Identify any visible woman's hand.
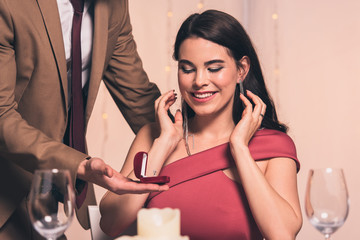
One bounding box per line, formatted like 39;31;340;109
154;90;183;145
230;90;266;147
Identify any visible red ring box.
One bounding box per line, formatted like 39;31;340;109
133;152;170;185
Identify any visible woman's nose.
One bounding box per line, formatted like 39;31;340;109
194;70;209;87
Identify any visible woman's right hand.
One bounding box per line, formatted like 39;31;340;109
230;90;266;148
154;90;183;146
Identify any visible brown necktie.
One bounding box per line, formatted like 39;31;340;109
69;0;87;209
69;0;85;154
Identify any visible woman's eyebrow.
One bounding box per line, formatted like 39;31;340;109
179;59;224;66
179;59;194;67
204;59;225;66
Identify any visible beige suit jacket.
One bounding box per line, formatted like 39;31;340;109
0;0;160;229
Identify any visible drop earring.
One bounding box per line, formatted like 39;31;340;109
238;80;246;109
238;80;245;95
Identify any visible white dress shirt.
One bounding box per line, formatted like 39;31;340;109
56;0;93;89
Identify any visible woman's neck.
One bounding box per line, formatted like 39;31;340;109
189;113;235;141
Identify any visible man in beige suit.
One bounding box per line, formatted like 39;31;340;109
0;0;168;239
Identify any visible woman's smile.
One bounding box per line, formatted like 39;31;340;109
191;91;217;102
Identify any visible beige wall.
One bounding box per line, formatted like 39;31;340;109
68;0;360;239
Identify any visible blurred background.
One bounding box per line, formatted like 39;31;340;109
69;0;360;239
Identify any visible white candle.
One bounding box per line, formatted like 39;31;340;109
115;208;189;240
137;208;180;238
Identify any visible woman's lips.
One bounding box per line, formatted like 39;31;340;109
191;91;217;102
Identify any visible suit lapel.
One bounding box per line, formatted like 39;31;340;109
85;0;108;125
36;0;68;108
36;0;108;127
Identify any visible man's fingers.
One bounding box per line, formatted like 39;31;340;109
126;180;169;192
123;183;169;194
105;165;114;178
112;176;169;195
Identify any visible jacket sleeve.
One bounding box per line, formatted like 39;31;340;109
102;0;161;134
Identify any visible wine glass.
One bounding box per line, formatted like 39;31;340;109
28;169;75;240
305;168;349;239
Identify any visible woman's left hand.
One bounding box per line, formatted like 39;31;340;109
230;90;266;147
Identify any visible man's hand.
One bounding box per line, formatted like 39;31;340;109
76;157;169;194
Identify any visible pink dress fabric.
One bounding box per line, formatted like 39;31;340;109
146;129;299;240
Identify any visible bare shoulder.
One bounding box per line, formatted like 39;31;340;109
265;157;298;176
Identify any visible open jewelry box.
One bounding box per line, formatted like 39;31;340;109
133;152;170;184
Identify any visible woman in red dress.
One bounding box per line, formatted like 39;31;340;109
100;10;302;240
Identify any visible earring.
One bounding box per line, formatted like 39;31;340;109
238;81;246;109
182;100;191;156
238;81;245;95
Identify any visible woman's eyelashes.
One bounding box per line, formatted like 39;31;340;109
180;66;195;74
208;66;223;73
180;65;223;74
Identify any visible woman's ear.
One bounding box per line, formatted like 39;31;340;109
237;56;250;83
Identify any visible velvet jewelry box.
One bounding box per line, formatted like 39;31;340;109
133;152;170;184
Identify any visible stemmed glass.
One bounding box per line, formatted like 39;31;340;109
305;168;349;239
28;169;75;240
